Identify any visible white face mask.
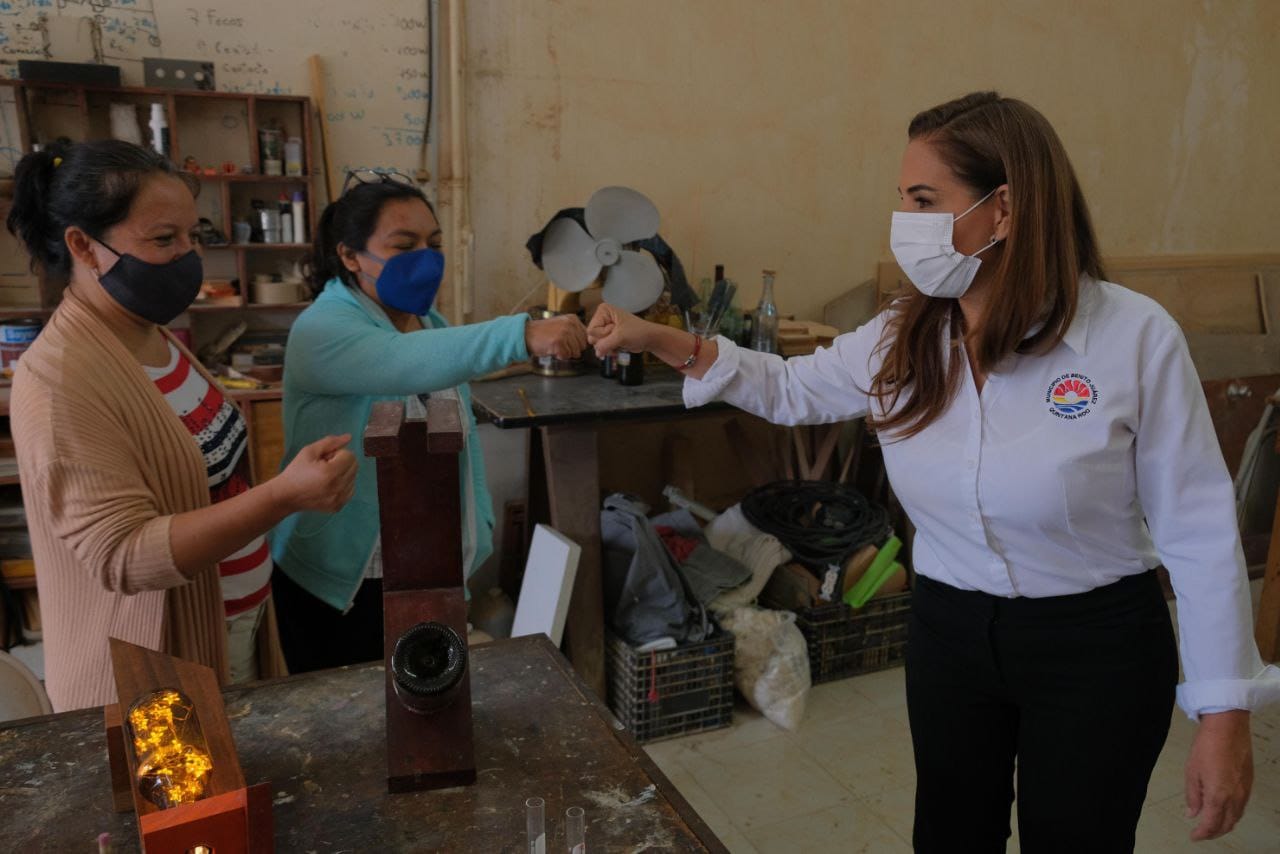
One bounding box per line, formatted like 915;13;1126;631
890;187;1002;298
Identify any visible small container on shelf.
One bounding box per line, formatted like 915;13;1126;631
284;137;303;176
0;318;43;372
258;127;283;176
251;274;304;306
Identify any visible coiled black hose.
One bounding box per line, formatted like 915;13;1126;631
741;480;890;569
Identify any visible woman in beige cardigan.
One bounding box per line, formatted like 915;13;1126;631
7;140;357;712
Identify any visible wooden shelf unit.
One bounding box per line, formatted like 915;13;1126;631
0;79;320;319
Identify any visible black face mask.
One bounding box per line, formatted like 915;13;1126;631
95;238;203;325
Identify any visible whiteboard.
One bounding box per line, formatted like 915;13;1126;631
0;0;434;185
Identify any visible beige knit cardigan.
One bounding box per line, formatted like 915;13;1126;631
12;291;287;712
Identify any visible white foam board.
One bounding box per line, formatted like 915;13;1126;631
512;524;581;646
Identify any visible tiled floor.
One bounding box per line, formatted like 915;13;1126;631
644;580;1280;853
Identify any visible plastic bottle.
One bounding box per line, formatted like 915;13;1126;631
149;103;169;158
291;191;307;244
278;194;293;244
284;136;303;176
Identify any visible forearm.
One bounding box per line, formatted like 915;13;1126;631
640;322;720;380
169;480;294;576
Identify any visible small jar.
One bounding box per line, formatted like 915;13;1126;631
617;350;644;386
599;353;618;379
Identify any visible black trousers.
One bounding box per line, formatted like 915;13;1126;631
271;569;385;674
906;570;1178;854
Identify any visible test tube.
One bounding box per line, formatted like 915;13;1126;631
565;806;586;853
526;797;546;854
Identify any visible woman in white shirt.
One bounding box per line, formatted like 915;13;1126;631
587;91;1280;852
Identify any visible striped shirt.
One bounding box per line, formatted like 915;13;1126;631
144;342;272;618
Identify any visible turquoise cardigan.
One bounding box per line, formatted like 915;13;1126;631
271;278;529;610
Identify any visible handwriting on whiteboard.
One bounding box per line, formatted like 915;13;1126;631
0;1;431;176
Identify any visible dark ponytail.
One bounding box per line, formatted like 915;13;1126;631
6;139;198;286
306;181;434;298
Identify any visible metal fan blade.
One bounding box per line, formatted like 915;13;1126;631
602;250;664;314
584;186;660;245
541;217;603;292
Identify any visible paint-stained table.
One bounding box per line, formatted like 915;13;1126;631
0;635;726;853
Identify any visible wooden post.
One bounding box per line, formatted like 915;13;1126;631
364;395;477;792
539;424;606;698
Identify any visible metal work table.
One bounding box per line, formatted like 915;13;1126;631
0;636;725;853
471;368;730;698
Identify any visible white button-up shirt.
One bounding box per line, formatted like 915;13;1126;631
685;278;1280;719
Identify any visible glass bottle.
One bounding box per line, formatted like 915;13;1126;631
390;621;468;714
751;269;779;354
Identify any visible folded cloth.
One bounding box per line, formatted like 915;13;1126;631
704;504;792;614
653;511;753;608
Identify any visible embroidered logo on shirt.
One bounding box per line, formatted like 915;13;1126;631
1046;373;1098;420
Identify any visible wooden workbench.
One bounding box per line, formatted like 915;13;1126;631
471;367;732;700
0;635;726;853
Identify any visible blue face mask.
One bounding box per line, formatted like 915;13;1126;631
359;247;445;316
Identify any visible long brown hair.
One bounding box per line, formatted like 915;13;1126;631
869;92;1105;439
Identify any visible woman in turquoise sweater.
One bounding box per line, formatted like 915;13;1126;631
272;173;586;672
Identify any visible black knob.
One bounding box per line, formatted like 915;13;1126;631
391;621;467;714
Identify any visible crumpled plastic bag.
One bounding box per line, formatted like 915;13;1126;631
719;606;811;731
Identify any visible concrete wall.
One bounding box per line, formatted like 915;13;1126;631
465;0;1280;323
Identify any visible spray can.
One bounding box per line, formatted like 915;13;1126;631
278;194;293;244
291;191;307;244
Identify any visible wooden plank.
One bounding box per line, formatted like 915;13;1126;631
540;424;605;698
362;400;406;458
246;95;260;174
374;425;461;592
1124;270;1265;334
1106;253;1280;272
0;80;307;104
13;84;32;153
723;417;776;489
248;400;284;486
139;788;251;853
102;704;134;813
810;422;842;480
306;55;337;204
425;394;464;453
382;589;476;791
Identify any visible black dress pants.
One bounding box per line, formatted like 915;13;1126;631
906;570;1178;854
271;568;385;673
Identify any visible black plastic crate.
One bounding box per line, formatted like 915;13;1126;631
605;631;734;744
790;592;911;684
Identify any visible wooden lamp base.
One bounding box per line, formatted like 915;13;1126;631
104;638;274;853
